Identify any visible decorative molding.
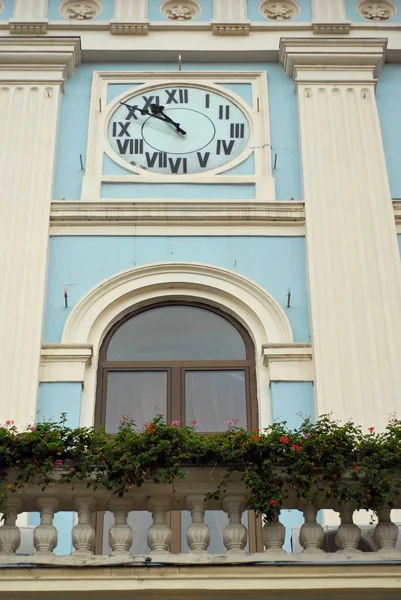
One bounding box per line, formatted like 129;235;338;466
263;344;314;381
160;1;201;21
60;0;102;21
312;23;351;34
212;24;250;35
0;38;81;429
394;200;401;232
212;0;250;34
280;38;387;83
9;0;48;33
259;1;301;20
40;345;93;383
280;38;401;430
356;1;397;21
110;0;149;34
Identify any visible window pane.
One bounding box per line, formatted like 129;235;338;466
185;370;246;431
106;371;167;432
107;306;246;361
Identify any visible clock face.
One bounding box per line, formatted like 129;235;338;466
107;86;251;175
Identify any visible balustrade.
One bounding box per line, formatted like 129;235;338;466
0;467;400;564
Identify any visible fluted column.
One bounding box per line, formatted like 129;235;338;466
212;0;250;35
311;0;350;34
0;39;81;427
111;0;149;34
280;38;401;430
10;0;48;33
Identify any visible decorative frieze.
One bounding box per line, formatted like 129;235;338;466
160;0;201;20
356;1;397;20
60;0;102;20
9;0;48;33
111;0;149;34
259;0;300;20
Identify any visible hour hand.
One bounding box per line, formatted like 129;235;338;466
150;104;187;136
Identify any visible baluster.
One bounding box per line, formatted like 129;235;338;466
373;508;399;553
186;495;210;553
147;496;172;553
222;496;247;553
262;514;286;553
72;498;96;555
109;499;133;557
34;498;60;554
299;505;324;553
0;498;22;554
335;505;361;552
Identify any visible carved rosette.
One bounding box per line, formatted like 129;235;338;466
356;0;396;20
60;0;102;20
160;0;201;21
258;0;300;20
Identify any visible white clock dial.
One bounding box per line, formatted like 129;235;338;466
107;86;251;175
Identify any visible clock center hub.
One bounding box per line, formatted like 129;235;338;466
142;108;216;155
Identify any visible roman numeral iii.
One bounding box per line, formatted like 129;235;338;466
230;123;245;139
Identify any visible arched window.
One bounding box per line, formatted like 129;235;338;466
96;302;257;432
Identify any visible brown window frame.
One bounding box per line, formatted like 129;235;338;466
95;300;258;432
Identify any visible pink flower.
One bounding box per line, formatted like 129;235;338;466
224;420;234;427
120;415;128;422
171;420;180;427
291;444;301;452
368;426;375;434
27;425;37;431
191;419;198;426
304;433;311;439
54;460;63;468
5;420;14;426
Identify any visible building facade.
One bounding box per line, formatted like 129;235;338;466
1;0;401;598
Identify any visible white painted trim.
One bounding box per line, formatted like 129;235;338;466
81;71;275;202
263;343;314;381
39;344;93;383
60;262;295;429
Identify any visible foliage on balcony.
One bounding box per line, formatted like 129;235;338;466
1;414;401;521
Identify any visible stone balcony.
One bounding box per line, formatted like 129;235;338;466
0;467;400;566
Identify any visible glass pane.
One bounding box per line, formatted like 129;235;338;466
185;370;247;431
107;306;246;361
106;371;167;432
103;510;152;554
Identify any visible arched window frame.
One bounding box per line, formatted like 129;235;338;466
95;300;258;432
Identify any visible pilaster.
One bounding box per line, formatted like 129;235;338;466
0;38;81;428
10;0;48;34
280;38;401;429
212;0;250;35
111;0;149;34
311;0;350;34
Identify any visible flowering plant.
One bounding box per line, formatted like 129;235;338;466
1;414;401;522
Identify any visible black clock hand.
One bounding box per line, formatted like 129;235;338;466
149;104;187;136
119;102;187;136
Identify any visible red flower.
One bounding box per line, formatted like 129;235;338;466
279;436;289;444
241;498;247;504
291;444;301;452
268;499;279;507
354;465;359;471
368;426;375;434
191;419;198;426
249;435;259;441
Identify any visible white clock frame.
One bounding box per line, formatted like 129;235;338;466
82;71;275;202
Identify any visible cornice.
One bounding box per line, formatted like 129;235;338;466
0;37;81;82
41;344;93;366
279;37;387;82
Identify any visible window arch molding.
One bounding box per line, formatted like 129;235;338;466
61;262;294;427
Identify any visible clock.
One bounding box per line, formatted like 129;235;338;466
107;85;251;175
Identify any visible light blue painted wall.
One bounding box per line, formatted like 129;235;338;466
248;0;312;21
148;0;213;20
270;381;315;551
31;383;82;555
48;0;114;20
377;65;401;198
345;0;401;21
53;63;302;202
100;183;256;199
0;0;14;19
44;236;310;343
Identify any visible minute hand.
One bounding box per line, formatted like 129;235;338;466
150;104;187;136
